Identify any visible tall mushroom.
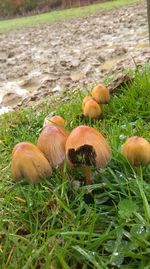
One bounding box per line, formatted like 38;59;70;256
82;96;93;110
37;125;68;167
92;84;110;104
121;136;150;166
65;125;111;185
83;99;102;119
11;142;52;183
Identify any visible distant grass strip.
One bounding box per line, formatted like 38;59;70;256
0;0;140;33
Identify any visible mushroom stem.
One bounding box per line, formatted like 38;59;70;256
135;166;142;178
85;166;92;185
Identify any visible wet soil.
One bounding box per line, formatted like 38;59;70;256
0;1;149;114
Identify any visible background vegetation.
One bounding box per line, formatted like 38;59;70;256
0;0;138;32
0;0;60;17
0;0;139;17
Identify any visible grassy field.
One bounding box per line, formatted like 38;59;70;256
0;65;150;268
0;0;140;33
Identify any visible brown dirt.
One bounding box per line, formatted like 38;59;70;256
0;1;149;114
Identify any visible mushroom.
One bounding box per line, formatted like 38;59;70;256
43;115;65;128
11;142;52;183
83;99;102;119
82;96;93;110
37;125;68;167
92;84;110;104
121;136;150;166
65;125;111;185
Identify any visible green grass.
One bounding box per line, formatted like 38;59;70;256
0;65;150;268
0;0;140;33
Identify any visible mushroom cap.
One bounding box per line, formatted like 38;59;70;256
82;96;93;110
12;142;52;183
83;99;102;119
65;125;111;168
122;136;150;166
43;115;65;128
92;84;110;104
37;125;68;167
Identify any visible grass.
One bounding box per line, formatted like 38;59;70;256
0;0;140;33
0;65;150;268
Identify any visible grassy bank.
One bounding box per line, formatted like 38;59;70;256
0;0;140;33
0;65;150;268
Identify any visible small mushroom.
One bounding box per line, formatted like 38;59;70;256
83;99;102;119
43;115;65;128
121;136;150;166
92;84;110;104
82;96;93;110
65;125;111;185
11;142;52;183
37;125;68;167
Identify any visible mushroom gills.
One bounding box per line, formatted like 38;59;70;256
68;144;97;166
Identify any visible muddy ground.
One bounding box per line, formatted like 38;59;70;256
0;1;149;114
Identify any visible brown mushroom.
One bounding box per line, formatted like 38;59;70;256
121;136;150;166
65;125;111;185
83;99;102;119
43;115;65;128
11;142;52;183
82;96;93;110
92;84;110;104
37;125;68;167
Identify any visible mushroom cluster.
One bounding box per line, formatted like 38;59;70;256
82;83;110;119
11;115;68;183
11;88;150;186
11;113;112;185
